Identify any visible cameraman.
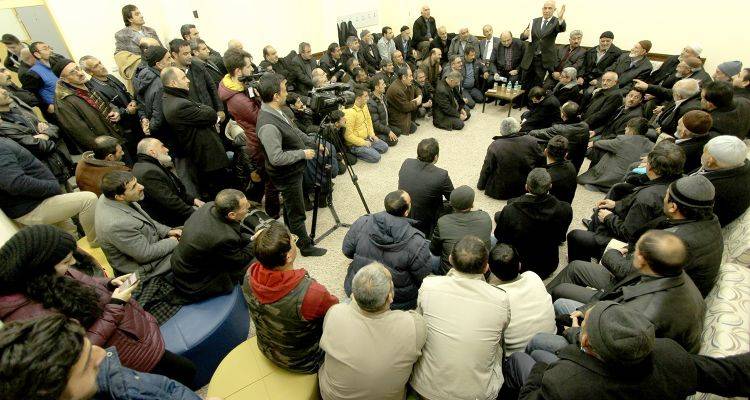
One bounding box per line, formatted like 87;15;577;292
257;73;327;257
218;48;277;217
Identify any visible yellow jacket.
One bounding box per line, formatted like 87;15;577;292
343;103;375;147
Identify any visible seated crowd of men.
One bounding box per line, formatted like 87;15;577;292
2;1;750;399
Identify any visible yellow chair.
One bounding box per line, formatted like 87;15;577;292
208;337;320;400
77;238;114;278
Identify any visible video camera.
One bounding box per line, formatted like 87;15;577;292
238;72;266;90
308;83;355;116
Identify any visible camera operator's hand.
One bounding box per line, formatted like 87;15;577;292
250;171;262;183
304;149;316;159
423;100;432;108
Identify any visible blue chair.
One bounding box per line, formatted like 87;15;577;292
160;285;249;387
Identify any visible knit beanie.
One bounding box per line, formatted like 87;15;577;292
681;110;712;135
0;225;77;285
450;185;475;210
51;58;74;77
143;46;168;67
705;135;748;167
685;43;703;56
600;31;614;39
669;175;715;209
587;301;655;365
718;61;742;78
638;40;652;53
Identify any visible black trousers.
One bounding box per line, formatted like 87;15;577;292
546;260;615;301
276;173;312;246
524;54;549;92
566;229;607;263
150;350;198;389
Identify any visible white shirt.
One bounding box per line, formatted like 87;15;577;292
495;271;557;354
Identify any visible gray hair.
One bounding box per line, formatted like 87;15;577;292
136;137;160;155
160;66;180;86
346;36;359;46
526;168;552;195
673;78;700;100
561;66;577;80
499;117;521;136
569;30;582;38
446;71;462;82
351;262;392;312
78;55;96;71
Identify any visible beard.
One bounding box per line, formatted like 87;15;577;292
157;153;173;168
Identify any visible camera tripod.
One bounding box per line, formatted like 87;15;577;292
309;115;370;244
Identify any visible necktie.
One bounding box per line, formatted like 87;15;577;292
541;19;548;32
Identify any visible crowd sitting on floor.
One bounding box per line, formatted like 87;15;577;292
2;0;750;399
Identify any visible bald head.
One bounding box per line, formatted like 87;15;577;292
601;71;619;89
228;39;243;50
420;4;430;18
635;230;687;276
500;31;513;47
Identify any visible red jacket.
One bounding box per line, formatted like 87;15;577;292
248;262;338;321
0;268;164;372
218;79;263;167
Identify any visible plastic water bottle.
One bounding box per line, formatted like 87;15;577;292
500;84;507;93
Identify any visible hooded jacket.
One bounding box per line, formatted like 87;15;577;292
494;194;573;279
342;211;433;310
132;66;168;139
218;76;263;167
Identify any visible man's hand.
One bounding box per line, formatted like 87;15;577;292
653;106;664;116
304;149;315;159
483;71;490;80
37;122;49;133
460;109;467;121
168;229;182;239
509;69;518;76
217;111;226;122
596;199;616;209
47;104;55;114
633;79;648;92
643;94;655;101
193;198;205;207
589;130;597;138
250;171;262;183
413;94;423;104
597;208;613;222
577;77;584;85
423;99;432;108
33;133;50;141
112;281;138;302
388;131;398;142
141;118;150;134
412;49;419;60
570;310;583;328
126;100;138;115
552;71;561;80
319;144;329;155
107;111;120;123
618;246;629;256
557;4;566;20
589;79;598;86
110;273;133;287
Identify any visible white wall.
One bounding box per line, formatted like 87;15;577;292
45;0;745;75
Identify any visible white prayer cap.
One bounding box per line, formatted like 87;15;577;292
686;43;703;56
705;135;747;167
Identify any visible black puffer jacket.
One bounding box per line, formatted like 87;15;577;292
342;211;432;310
132;66;168;140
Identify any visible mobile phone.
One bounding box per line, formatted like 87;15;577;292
120;273;139;290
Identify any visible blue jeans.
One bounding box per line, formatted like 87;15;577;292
350;139;388;163
553;298;585;316
525;332;570;363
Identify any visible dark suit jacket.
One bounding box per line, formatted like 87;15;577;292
171;203;252;303
412;16;437;46
398;158;454;237
358;43;380;74
521;95;562;131
432;79;462;130
702;160;750;227
597;104;643;139
520;16;566;70
580;45;623;83
607;54;654;91
547;160;578;204
582;86;624;130
708;98;750;140
651;92;702;135
555;44;586;71
479;37;500;63
187;59;223;112
478;133;544;200
394;35;415;62
132;153;195;227
648;55;679;85
491;38;525;75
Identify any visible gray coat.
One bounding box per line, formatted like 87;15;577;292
95;195;176;280
448;36;480;60
577;135;654;191
113;26;162;54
